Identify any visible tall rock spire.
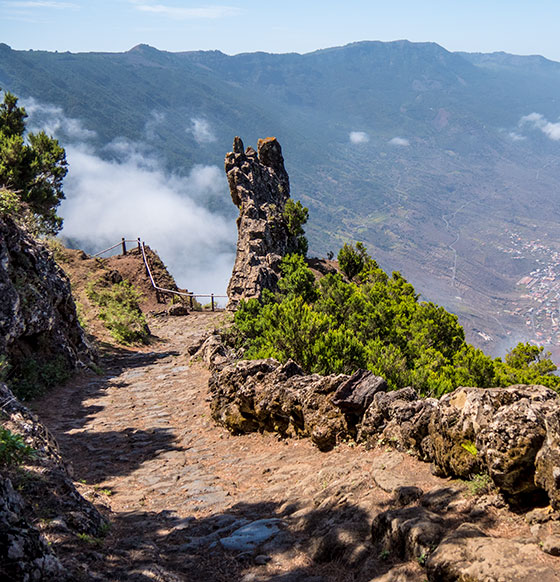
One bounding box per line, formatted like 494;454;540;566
225;137;297;310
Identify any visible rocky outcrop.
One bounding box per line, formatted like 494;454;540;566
0;215;92;398
209;353;560;508
0;382;107;580
225;137;301;309
535;408;560;509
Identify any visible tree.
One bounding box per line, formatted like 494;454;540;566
504;342;557;376
283;198;309;256
0;90;67;234
337;242;370;280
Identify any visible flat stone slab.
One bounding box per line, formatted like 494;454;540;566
219;518;284;552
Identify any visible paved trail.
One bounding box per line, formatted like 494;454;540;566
35;313;469;581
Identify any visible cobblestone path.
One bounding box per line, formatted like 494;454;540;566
34;313;495;582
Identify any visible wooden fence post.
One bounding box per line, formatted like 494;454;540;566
189;295;194;309
211;294;215;311
121;237;127;255
137;238;141;252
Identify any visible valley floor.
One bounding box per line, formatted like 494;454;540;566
33;313;560;581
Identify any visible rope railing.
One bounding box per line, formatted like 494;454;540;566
93;237;227;311
92;237;139;257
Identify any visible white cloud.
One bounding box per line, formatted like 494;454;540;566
389;137;410;146
188;117;217;144
349;131;369;144
508;131;526;142
519;112;560;141
25;99;236;299
132;2;240;19
22;98;97;140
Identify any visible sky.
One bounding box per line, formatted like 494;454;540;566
2;0;560;61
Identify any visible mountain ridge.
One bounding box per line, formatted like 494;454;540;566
2;39;560;357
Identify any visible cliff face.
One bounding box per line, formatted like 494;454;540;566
0;215;92;398
225;137;299;309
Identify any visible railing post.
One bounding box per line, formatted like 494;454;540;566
121;237;127;255
189;295;194;309
137;237;141;252
211;294;215;311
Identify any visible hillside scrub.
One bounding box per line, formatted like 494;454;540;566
86;278;150;345
230;244;560;396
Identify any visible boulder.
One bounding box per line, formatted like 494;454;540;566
193;334;236;371
371;506;445;561
358;387;437;458
429;385;557;481
479;396;552;499
331;369;387;417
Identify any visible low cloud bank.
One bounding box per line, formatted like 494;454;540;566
25;100;236;299
519;112;560;141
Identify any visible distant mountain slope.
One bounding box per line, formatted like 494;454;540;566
2;40;560;357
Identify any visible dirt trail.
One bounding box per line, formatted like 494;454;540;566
34;313;539;582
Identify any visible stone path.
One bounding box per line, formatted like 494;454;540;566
34;313;556;582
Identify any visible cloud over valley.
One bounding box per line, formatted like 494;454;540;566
519;112;560;141
25;100;236;298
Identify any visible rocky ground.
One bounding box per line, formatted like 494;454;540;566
30;312;560;581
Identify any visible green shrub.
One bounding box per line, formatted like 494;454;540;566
283;198;309;256
231;245;560;396
0;427;34;466
87;278;149;345
337;242;370;280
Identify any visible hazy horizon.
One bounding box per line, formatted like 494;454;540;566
2;1;560;62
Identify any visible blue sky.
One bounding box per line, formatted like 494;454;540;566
1;0;560;60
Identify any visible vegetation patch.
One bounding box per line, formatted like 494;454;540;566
0;426;35;466
86;277;150;345
230;243;560;397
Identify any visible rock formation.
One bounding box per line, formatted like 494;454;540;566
0;215;93;398
225;136;300;309
209;354;560;509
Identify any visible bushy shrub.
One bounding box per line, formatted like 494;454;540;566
0;188;21;216
232;246;560;396
0;91;67;235
87;279;149;345
0;427;35;466
8;355;71;401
